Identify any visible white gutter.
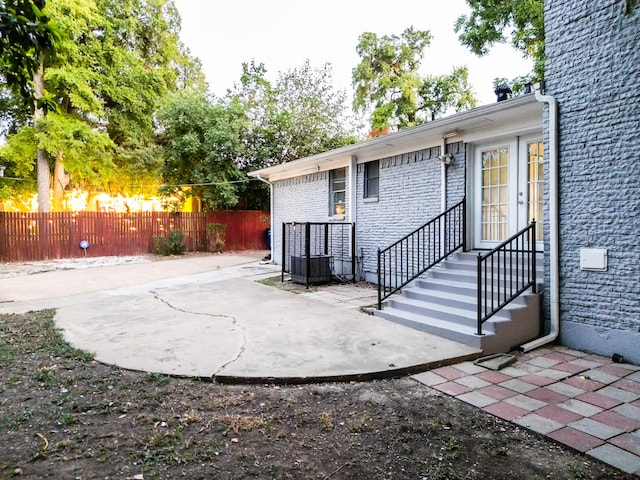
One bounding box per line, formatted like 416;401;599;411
256;174;274;258
521;84;560;352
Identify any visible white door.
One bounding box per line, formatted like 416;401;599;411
473;136;544;249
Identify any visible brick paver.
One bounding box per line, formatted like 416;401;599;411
587;444;640;475
482;401;529;421
548;427;605;452
569;418;624;440
576;391;624;410
609;431;640;456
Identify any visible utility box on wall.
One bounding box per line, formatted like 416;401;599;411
580;248;608;272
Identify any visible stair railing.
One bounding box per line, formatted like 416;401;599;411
477;221;537;336
377;199;466;309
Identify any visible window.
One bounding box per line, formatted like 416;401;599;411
329;168;346;215
364;160;379;199
480;147;509;241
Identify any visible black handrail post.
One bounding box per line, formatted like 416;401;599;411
281;222;286;283
462;197;467;252
305;222;311;288
477;252;483;336
324;223;329;256
531;220;537;294
377;248;382;310
351;223;356;281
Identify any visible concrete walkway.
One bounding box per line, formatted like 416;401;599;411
0;253;480;381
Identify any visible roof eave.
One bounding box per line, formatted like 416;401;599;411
248;94;540;180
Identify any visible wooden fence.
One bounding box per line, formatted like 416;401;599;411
0;211;270;262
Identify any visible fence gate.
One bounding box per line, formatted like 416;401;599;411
281;222;356;287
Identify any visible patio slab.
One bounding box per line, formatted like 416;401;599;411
0;254;481;381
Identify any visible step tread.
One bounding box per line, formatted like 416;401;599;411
378;307;495;336
390;294;523;320
404;287;532;307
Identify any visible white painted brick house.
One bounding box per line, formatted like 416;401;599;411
250;0;639;363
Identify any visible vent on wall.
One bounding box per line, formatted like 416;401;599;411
580;248;608;272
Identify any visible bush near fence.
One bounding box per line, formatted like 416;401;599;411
0;211;270;262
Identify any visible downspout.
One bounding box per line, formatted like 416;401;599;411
349;155;357;224
521;84;560;352
349;155;358;280
256;174;274;262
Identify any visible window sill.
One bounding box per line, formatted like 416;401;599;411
364;196;379;203
328;215;346;221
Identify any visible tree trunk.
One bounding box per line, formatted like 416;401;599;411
52;150;69;211
33;58;51;213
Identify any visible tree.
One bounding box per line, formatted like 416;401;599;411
157;91;244;211
1;0;203;211
352;27;476;132
227;61;357;209
454;0;544;81
0;0;59;108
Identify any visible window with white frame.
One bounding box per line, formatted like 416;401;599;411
364;160;379;198
329;168;346;215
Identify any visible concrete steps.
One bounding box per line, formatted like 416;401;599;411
374;250;543;355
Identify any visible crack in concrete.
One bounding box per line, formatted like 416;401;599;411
150;290;247;379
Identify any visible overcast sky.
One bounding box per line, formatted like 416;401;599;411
173;0;533;106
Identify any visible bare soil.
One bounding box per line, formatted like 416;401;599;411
0;310;635;480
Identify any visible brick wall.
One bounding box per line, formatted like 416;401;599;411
355;146;466;280
445;141;466;208
545;0;640;363
272;171;332;264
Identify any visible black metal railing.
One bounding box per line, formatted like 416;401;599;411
377;199;466;309
282;222;356;287
477;221;537;335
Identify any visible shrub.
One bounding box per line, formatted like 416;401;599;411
152;229;187;256
206;223;226;253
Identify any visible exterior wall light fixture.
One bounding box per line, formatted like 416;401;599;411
438;153;454;165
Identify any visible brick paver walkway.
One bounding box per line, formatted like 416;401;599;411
414;346;640;476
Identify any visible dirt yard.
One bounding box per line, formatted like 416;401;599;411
0;310;634;480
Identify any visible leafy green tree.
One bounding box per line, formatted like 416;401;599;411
352;27;476;132
157;91;244;210
454;0;544;81
0;0;59;108
227;61;357;209
1;0;203;211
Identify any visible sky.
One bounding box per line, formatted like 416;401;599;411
172;0;533;107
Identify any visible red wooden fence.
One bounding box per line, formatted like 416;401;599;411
0;211;270;262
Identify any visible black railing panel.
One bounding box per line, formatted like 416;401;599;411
377;199;466;309
282;222;355;287
476;221;537;335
